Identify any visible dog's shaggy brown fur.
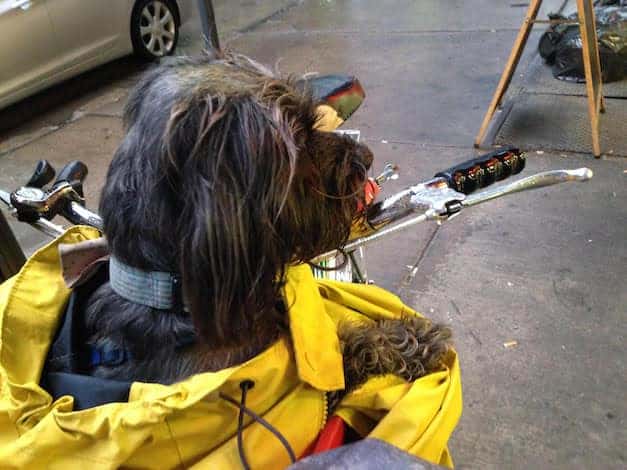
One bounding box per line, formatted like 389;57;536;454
330;316;452;410
80;51;452;396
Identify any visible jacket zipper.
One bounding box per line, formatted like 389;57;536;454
321;392;329;430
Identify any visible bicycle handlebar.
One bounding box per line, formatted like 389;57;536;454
312;166;593;263
1;154;593;263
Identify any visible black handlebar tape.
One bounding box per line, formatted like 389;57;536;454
26;160;56;189
53;161;88;197
434;147;525;195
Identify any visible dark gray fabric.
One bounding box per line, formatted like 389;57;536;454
41;266;132;410
288;439;445;470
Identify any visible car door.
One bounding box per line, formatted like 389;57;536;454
44;0;127;69
0;0;58;107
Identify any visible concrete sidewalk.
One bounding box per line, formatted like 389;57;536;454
0;1;625;468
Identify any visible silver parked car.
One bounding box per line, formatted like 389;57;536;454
0;0;194;109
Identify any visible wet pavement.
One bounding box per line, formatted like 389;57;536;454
0;1;625;468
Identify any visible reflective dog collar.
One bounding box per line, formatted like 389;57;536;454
109;256;185;310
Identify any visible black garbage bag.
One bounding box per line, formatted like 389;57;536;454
538;0;627;83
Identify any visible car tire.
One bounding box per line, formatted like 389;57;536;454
131;0;180;60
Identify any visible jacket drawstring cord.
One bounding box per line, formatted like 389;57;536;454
219;380;297;469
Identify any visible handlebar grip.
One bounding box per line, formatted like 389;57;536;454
53;161;88;197
26;160;56;189
434;147;526;195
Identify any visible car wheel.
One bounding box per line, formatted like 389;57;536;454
131;0;179;60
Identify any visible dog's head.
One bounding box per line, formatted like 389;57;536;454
101;53;373;345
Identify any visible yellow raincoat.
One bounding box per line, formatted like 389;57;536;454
0;226;461;469
0;102;461;468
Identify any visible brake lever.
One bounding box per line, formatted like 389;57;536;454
462;168;593;207
365;178;465;231
313;167;594;263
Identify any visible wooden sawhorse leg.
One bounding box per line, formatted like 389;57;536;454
474;0;543;148
475;0;605;157
577;0;605;158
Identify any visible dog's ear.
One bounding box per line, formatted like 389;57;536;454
165;92;305;345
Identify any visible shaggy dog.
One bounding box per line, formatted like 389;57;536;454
83;52;452;404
